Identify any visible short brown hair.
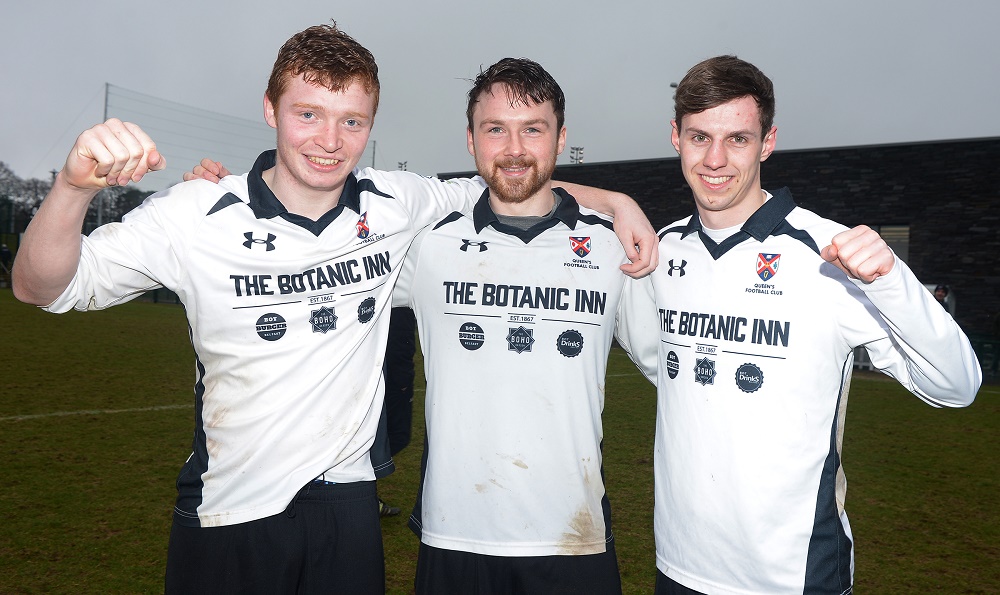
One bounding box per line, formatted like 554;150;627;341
265;21;380;114
674;55;774;138
466;58;565;132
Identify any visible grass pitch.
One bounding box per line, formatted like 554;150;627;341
0;289;996;594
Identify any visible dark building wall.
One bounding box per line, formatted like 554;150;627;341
442;137;1000;334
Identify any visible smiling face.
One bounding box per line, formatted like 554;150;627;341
263;74;375;217
671;95;777;229
467;83;566;215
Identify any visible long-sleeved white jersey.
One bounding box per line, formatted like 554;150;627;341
617;188;981;594
46;150;486;527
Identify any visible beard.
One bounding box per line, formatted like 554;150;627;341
478;156;555;204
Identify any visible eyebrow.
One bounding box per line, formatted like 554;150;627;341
289;103;370;121
480;118;550;128
685;126;757;138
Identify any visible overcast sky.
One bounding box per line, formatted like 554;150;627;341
2;0;998;191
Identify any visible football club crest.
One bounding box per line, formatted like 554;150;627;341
756;253;780;281
570;236;592;258
356;212;370;239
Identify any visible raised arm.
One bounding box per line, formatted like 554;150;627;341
12;119;164;305
820;225;895;283
554;182;658;278
824;225;981;405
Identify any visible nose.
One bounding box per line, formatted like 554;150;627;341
703;139;726;169
316;124;341;153
505;133;526;158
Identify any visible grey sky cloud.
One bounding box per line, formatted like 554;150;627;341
2;0;997;190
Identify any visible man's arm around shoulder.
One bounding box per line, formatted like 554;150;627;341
554;182;658;278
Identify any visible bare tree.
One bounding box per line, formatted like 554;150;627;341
0;162;152;235
0;162;51;234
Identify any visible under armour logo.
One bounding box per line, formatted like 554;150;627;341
460;240;489;252
243;232;276;251
667;259;686;277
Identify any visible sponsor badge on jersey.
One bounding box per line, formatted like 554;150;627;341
756;253;780;281
459;322;485;350
735;363;764;393
570;236;592;258
693;357;716;386
507;326;535;353
556;330;584;357
309;306;338;334
665;351;680;379
356;212;370;239
357;297;376;323
256;313;287;341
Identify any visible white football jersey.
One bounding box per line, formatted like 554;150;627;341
47;150;486;527
395;189;630;556
617;188;981;594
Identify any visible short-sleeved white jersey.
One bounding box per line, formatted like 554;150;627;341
617;188;981;594
394;189;629;557
46;150;486;527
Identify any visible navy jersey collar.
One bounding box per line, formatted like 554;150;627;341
472;186;581;234
681;187;796;241
246;150;363;234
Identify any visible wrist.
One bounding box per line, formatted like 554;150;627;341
606;192;634;216
53;171;101;202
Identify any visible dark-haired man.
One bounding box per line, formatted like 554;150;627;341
934;284;950;310
393;57;632;595
618;55;982;594
13;23;655;595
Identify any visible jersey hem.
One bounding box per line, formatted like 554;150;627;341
422;533;611;557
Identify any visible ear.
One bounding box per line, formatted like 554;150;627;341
759;126;777;162
467;127;475;157
670;119;681;153
263;93;277;129
556;126;567;155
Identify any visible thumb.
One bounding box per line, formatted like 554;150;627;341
622;238;640;263
820;243;838;263
820;243;853;278
148;149;166;172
